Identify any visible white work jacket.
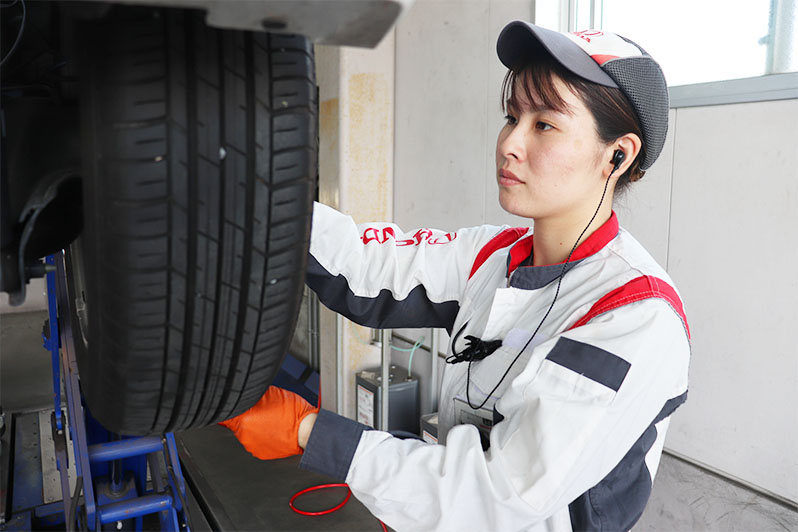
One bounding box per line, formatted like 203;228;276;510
299;202;690;532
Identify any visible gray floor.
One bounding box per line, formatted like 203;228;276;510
1;311;54;414
635;453;798;531
2;310;797;530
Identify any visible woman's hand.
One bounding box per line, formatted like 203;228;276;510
219;386;319;459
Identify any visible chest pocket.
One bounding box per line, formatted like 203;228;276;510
466;343;535;402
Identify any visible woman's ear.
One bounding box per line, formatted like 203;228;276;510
608;133;642;177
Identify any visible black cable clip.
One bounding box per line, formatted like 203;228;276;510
446;335;502;364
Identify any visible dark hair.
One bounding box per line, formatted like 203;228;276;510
500;54;646;194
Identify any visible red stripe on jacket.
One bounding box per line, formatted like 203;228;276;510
468;228;528;279
569;275;690;339
468;213;620;280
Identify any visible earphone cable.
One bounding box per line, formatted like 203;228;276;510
466;167;618;410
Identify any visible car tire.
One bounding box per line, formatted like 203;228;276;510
75;6;316;435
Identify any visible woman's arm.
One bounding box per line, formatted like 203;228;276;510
307;202;506;331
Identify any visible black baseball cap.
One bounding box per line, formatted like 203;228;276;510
497;22;669;170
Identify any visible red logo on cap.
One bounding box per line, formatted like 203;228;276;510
572;30;604;43
590;54;619;65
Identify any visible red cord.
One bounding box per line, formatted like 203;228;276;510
289;483;389;531
289;483;351;516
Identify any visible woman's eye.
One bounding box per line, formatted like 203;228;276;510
504;115;517;126
536;121;553;131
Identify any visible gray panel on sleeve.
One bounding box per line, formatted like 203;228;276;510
306;254;460;332
299;409;371;481
546;337;631;392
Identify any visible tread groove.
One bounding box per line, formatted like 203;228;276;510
230;32;272;416
166;10;200;432
191;25;226;427
213;31;257;421
150;9;173;433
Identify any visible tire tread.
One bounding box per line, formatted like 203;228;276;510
77;6;315;435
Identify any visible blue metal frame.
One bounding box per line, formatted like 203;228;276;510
32;252;192;531
52;251;98;529
88;438;165;462
43;255;62;431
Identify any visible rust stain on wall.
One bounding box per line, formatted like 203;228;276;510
320;98;340;150
346;321;379;369
346;72;392;224
319;98;340;207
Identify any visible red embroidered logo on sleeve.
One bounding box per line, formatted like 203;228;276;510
361;227;396;245
361;227;457;246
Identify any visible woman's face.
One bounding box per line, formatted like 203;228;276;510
495;75;610;221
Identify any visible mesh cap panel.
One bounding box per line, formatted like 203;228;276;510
602;57;669;170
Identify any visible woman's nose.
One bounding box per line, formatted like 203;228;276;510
500;124;526;162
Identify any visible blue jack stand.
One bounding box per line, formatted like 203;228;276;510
26;251;192;531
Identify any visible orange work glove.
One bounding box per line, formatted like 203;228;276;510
219;386;319;460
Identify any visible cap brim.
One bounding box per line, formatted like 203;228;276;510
497;21;618;88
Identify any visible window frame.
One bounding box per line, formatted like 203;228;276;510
669;72;798;108
547;0;798;109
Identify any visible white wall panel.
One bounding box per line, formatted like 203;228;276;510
665;99;798;503
613;109;676;267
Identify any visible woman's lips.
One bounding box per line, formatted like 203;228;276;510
499;168;524;186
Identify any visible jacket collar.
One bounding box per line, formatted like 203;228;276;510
507;212;620;290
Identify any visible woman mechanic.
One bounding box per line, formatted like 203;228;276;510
221;21;691;532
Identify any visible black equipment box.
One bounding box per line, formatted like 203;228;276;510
356;365;419;434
